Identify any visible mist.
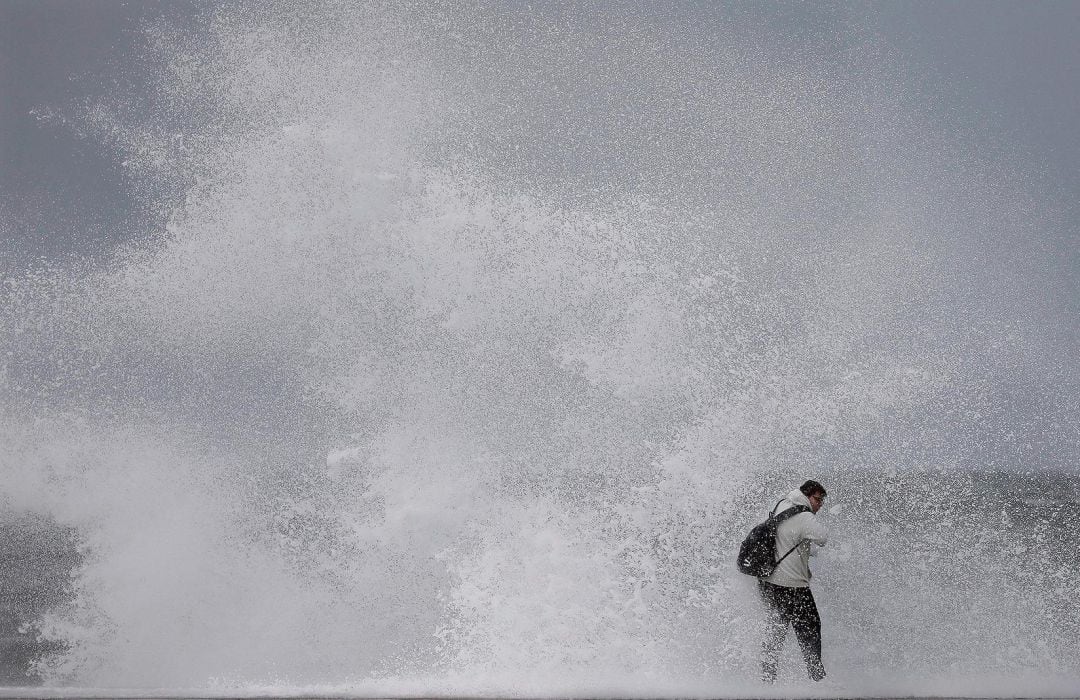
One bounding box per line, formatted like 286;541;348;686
0;2;1077;695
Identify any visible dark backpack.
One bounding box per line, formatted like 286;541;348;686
736;499;810;578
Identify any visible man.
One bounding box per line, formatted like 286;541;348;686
758;479;829;683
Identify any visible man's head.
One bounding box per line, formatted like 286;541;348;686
800;479;827;513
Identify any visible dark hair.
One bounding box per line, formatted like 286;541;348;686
800;480;827;498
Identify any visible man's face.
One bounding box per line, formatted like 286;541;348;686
808;492;825;513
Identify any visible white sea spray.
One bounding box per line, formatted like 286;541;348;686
0;2;1076;694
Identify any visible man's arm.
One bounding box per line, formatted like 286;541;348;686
799;513;828;547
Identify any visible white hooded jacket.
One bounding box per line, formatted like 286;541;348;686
764;488;829;588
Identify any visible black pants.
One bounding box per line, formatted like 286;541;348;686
757;580;825;682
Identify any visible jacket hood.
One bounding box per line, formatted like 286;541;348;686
785;488;812;509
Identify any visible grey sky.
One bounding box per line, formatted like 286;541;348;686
873;2;1080;194
2;1;1078;268
0;0;208;266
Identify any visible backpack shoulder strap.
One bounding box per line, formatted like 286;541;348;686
771;503;809;523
